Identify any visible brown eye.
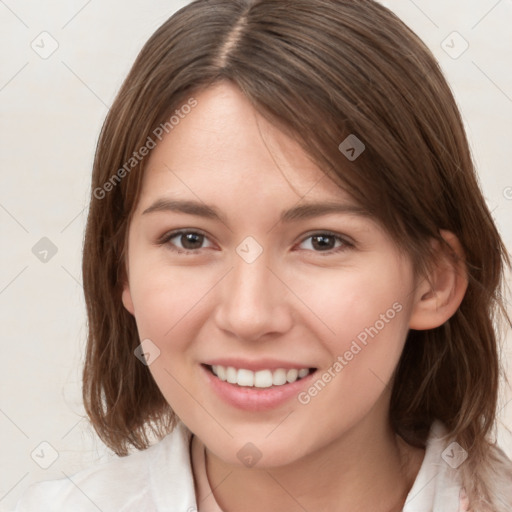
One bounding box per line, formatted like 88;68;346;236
311;235;336;251
298;232;352;254
177;232;204;250
160;230;213;253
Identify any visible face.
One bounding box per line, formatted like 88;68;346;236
122;81;420;468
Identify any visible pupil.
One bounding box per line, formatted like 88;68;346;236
312;235;333;251
182;233;202;249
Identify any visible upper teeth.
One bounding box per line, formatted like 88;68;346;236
211;365;310;388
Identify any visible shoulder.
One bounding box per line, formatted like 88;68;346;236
404;420;467;511
404;420;512;512
12;422;196;512
474;442;512;512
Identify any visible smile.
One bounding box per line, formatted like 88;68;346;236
201;361;318;411
209;364;313;388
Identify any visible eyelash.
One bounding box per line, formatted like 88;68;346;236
156;229;353;256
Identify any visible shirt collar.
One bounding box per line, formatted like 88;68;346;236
149;420;463;512
403;420;464;511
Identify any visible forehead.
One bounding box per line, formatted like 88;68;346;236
136;81;358;212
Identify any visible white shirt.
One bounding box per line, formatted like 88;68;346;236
12;420;469;511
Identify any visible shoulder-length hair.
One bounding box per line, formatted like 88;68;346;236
82;0;511;508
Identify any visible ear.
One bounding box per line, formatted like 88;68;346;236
120;250;135;315
409;230;468;330
122;283;135;315
121;281;135;315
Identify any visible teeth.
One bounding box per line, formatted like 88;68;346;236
237;369;254;386
216;365;226;381
226;366;238;384
298;368;309;378
286;369;298;383
254;370;273;388
272;369;287;386
210;365;311;388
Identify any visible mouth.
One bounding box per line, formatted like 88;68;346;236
204;364;317;388
200;358;319;410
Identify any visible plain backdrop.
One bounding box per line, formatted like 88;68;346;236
1;0;511;510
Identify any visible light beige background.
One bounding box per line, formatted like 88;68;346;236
0;1;511;510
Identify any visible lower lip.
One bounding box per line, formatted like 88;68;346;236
201;365;317;411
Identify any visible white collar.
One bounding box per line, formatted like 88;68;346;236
147;420;464;511
148;421;196;511
403;420;464;511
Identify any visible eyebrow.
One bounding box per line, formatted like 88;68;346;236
141;198;370;224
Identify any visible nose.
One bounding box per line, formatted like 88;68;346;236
213;249;293;342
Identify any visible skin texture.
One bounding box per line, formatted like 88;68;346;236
122;81;467;511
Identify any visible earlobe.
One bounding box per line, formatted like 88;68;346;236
122;284;135;315
120;255;135;315
409;230;468;330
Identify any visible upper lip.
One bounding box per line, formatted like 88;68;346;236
203;358;316;372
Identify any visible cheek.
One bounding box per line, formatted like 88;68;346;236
287;260;411;349
129;263;212;341
127;264;215;423
292;263;413;424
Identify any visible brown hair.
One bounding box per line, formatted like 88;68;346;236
82;0;511;507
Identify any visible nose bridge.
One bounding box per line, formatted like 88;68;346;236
232;251;270;304
213;243;291;340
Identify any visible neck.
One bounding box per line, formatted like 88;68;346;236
204;409;425;512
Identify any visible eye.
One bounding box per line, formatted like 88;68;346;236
158;229;214;253
297;232;352;254
157;229;352;255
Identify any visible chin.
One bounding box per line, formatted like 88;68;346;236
199;425;318;470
